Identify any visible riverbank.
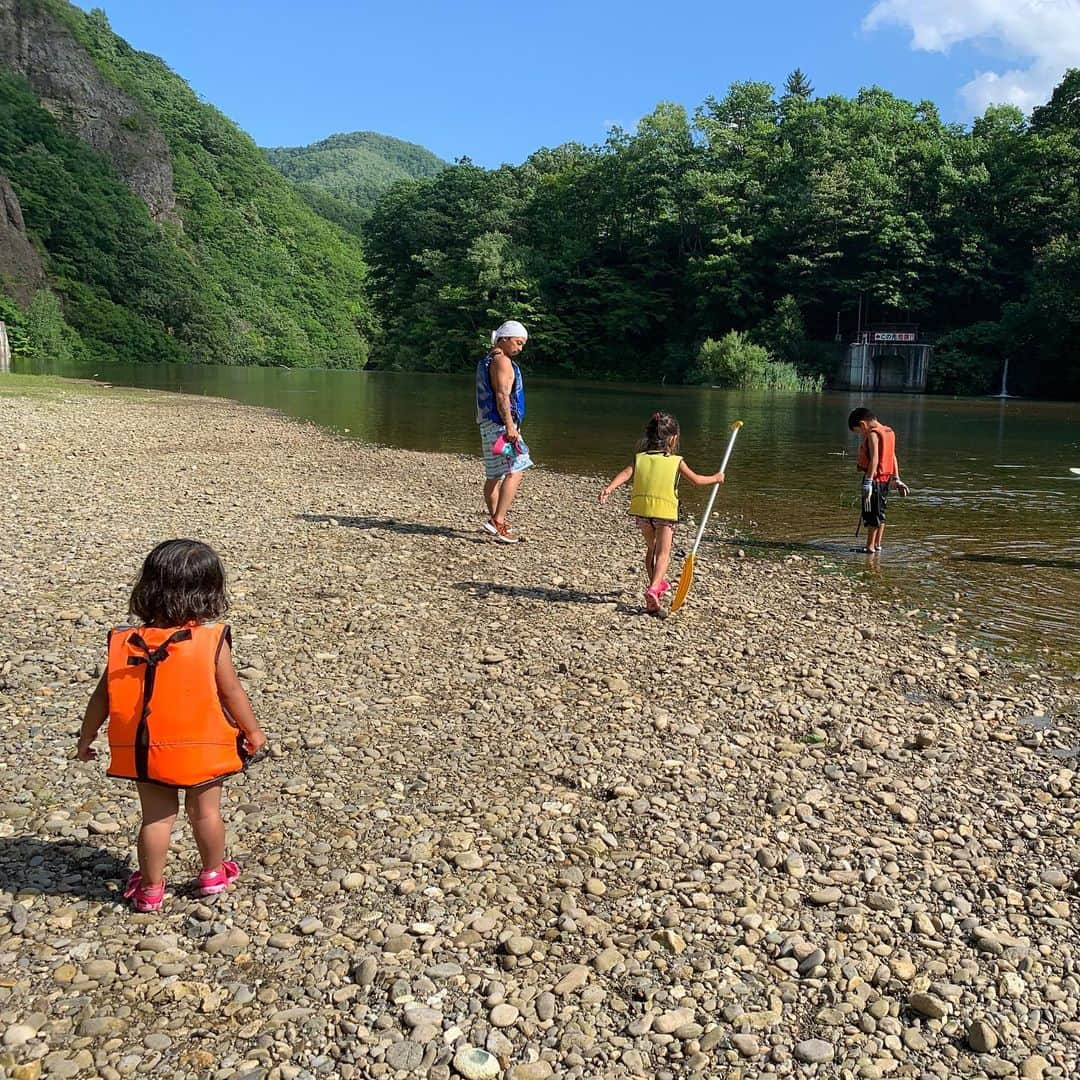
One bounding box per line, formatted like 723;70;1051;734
0;378;1076;1080
16;358;1080;667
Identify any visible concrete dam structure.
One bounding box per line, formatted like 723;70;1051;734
835;324;932;393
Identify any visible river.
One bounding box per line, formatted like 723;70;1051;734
15;359;1080;668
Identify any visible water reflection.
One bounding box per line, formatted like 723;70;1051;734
951;553;1080;572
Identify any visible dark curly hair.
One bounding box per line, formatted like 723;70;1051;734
848;406;877;430
638;411;680;453
129;539;228;627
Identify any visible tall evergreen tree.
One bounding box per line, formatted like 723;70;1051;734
784;68;814;100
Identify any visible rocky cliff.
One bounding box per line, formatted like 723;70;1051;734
0;0;372;367
0;0;176;221
0;172;44;305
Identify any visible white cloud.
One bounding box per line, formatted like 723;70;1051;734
863;0;1080;114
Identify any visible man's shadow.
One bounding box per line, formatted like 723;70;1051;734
300;513;485;542
0;836;129;900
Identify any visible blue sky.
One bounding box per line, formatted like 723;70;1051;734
72;0;1077;167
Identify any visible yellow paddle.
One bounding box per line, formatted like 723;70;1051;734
670;419;743;612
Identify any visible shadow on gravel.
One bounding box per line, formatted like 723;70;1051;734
950;552;1080;571
0;836;128;900
454;581;625;606
301;513;484;542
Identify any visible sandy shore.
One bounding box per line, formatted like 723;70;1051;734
0;377;1076;1080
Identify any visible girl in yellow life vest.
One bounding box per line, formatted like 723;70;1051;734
600;412;725;613
76;540;267;912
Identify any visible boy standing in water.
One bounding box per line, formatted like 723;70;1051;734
848;407;909;554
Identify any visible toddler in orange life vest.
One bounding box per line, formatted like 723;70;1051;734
848;406;910;554
77;539;267;912
600;412;725;613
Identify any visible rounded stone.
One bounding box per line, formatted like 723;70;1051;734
490;1003;519;1028
731;1034;760;1057
794;1039;834;1064
386;1040;424;1072
453;1046;501;1080
504;935;534;956
3;1024;36;1048
968;1019;999;1053
510;1063;554;1080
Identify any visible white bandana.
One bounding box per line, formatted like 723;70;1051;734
491;320;528;344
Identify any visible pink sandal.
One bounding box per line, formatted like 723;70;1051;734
196;859;241;896
645;587;662;613
123;871;165;913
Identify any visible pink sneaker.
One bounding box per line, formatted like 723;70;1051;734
645;587;661;613
123;871;165;913
196;860;240;896
656;580;672;597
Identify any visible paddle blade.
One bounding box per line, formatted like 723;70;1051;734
670;552;696;612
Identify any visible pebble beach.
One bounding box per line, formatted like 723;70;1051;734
0;378;1077;1080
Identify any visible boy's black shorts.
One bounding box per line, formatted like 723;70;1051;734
861;481;889;527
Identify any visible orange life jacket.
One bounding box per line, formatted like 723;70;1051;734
857;425;897;482
106;623;244;788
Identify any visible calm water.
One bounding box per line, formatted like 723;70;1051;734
17;359;1080;667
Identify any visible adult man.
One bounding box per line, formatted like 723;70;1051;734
848;406;909;554
476;320;533;543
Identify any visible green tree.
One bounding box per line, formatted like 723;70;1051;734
23;289;82;363
783;69;814;100
753;295;806;362
362;67;1079;395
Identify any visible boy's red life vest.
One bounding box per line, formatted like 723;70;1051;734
857;425;897;482
106;624;244;788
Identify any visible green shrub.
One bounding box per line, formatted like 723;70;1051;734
688;331;823;391
23;289;83;363
0;292;28;355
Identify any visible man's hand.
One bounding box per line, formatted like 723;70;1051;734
895;479;910;497
76;737;97;761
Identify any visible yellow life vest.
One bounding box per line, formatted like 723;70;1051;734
628;452;681;520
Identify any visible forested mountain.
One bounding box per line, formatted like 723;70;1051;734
0;0;371;367
264;132;446;235
365;74;1080;398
